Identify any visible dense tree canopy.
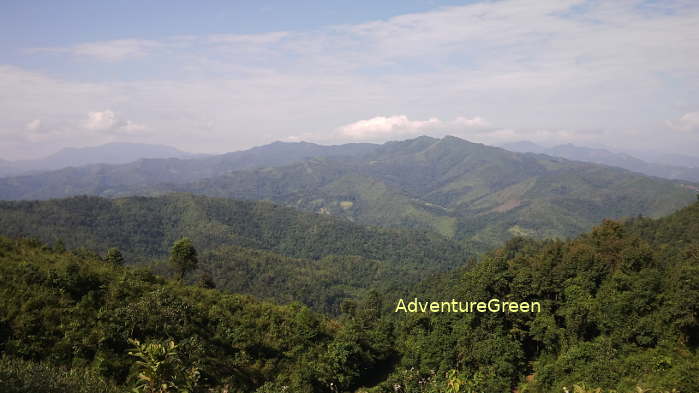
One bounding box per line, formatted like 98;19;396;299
0;200;697;392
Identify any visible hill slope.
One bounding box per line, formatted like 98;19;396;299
0;136;695;250
0;236;395;392
0;141;377;197
0;193;470;313
163;136;697;248
378;200;699;393
1;203;696;393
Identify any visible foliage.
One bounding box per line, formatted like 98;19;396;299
128;339;199;393
380;202;699;393
0;237;395;392
0;136;694;251
0;193;469;312
106;248;126;266
0;161;697;392
169;238;198;280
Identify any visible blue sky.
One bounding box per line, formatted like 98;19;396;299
1;0;698;159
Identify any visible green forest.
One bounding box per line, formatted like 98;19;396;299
0;193;469;313
2;137;695;251
1;196;698;392
3;0;698;390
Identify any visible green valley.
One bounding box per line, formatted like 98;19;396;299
0;193;470;313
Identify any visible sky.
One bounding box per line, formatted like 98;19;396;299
1;0;699;160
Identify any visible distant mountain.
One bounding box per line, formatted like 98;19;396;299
0;159;18;177
1;136;695;249
0;141;378;198
1;142;196;176
501;141;699;182
158;136;696;249
627;150;699;168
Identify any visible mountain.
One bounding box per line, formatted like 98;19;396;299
0;141;378;198
159;136;697;249
629;150;699;168
0;142;197;177
0;159;18;177
30;142;195;168
0;136;696;250
0;193;469;313
501;141;699;182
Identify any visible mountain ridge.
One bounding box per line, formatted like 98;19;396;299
0;142;198;177
0;136;696;250
501;140;699;182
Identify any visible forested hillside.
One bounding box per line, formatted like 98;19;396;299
0;237;396;393
162;136;696;248
0;193;470;313
1;137;694;250
0;141;377;199
379;200;699;393
1;202;697;392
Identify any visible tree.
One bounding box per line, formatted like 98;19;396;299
169;238;198;280
105;247;125;266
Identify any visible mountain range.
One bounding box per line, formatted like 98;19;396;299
0;140;377;198
1;193;697;392
0;142;197;177
501;141;699;182
1;136;696;251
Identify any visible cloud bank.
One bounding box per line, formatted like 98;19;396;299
2;0;699;159
667;112;699;133
339;115;491;140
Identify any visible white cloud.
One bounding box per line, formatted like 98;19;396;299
453;116;491;129
117;120;148;134
83;110;147;134
25;119;41;131
84;110;117;130
667;112;699;132
72;39;160;61
208;32;289;45
337;115;494;140
4;0;699;157
339;115;441;139
30;39;161;61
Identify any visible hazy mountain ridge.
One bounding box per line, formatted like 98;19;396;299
0;136;696;250
159;136;697;248
501;141;699;182
0;141;378;198
0;142;198;177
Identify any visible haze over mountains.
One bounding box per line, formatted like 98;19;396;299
0;140;379;197
1;136;696;252
501;141;699;182
0;142;196;177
